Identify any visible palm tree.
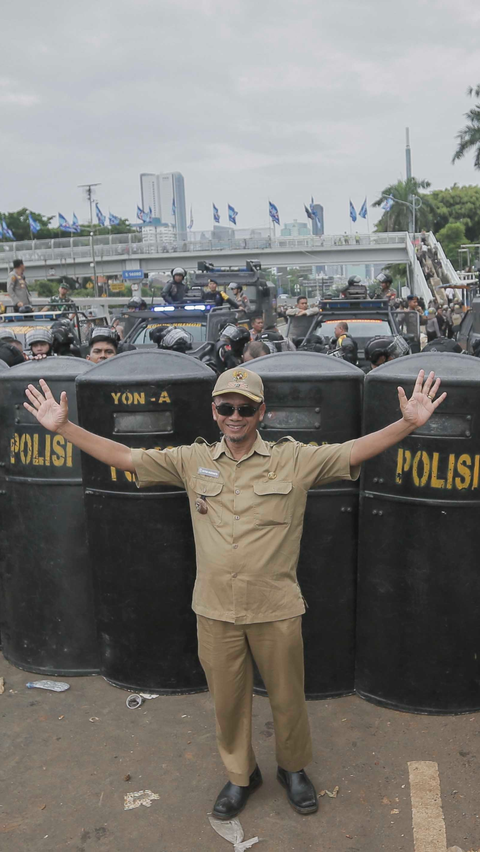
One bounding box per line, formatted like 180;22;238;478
452;85;480;169
372;178;432;232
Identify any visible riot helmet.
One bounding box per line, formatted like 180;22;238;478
376;272;393;286
127;296;147;311
364;335;410;367
0;328;18;342
171;267;186;280
348;275;362;286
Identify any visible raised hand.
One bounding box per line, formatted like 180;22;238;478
398;369;447;430
24;379;69;433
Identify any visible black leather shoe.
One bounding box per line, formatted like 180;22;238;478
212;765;263;820
277;766;318;814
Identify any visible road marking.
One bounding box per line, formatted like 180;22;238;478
408;761;447;852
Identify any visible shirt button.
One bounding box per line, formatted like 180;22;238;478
235;489;240;495
232;573;237;578
233;544;238;549
234;515;240;520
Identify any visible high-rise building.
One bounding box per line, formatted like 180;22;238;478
140;173;161;219
158;172;187;238
311;203;324;236
280;219;310;238
139;171;187;237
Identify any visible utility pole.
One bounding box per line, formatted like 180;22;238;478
78;183;101;225
405;128;414;234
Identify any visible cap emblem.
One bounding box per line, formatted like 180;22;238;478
232;369;248;381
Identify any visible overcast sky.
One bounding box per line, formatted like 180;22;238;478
2;0;480;234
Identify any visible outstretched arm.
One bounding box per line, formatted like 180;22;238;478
350;369;447;467
24;379;135;472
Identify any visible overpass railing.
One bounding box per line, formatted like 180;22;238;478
0;231;408;267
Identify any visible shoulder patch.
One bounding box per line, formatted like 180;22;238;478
269;435;297;447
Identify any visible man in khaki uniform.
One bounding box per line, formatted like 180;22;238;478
24;366;446;819
7;259;31;310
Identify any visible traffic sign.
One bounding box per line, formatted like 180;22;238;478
122;269;144;281
110;282;125;292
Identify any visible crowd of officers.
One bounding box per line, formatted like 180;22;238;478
0;260;474;374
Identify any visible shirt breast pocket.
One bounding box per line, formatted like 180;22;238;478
190;476;224;527
253;481;293;527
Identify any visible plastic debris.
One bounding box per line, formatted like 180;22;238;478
124;790;160;811
319;786;339;798
208;816;259;851
126;694;144;709
139;693;160;700
89;717;99;723
0;677;5;694
26;680;70;692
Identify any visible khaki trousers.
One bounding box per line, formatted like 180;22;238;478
197;615;312;786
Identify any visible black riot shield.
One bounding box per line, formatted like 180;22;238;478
0;357;99;676
357;352;480;714
76;350;216;694
247;352;364;699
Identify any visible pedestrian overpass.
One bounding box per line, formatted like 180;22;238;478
0;231;450;305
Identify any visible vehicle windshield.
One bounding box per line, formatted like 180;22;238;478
132;321;208;347
319;319;392;339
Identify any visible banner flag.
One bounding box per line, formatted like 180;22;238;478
228;204;238;225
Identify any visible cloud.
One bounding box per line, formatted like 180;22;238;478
0;0;480;232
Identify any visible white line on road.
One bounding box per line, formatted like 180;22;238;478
408;761;448;852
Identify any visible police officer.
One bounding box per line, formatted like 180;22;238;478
50;319;81;357
329;321;358;365
25;328;54;359
203;279;237;308
149;325;192;353
374;272;396;301
364;335;410;369
86;328;119;363
25;367;446;819
163;268;188;304
127;296;147;311
228;283;251;313
341;276;369;299
215;324;251;371
8;259;32;311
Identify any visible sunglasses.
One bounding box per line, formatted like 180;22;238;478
214;402;260;418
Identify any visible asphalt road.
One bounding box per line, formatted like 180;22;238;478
1;655;479;852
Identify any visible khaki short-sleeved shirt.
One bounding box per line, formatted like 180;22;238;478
132;433;360;624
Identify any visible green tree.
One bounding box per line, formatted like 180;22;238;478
452;85;480;169
0;208;55;241
373;178;433;232
435;222;469;267
428;184;480;242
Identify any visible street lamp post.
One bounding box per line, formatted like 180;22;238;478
382;194;422;236
90;231;98;297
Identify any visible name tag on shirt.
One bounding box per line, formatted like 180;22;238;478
197;467;219;478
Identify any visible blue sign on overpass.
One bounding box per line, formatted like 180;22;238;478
122;269;144;280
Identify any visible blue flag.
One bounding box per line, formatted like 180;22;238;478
96;203;106;227
172;198;176;218
137;205;147;222
58;213;74;233
72;213;81;233
2;220;15;240
228;204;238;225
269;201;280;226
28;212;41;234
349;201;357;223
213;203;220;223
309;197;321;224
382;196;394;212
359;198;368;219
147;207;153;224
188;206;194;230
109;212;120;227
304;204;314;221
0;221;3;238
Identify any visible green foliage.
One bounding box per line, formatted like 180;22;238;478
428;184;480;242
36;280;57;297
373;178;433;232
435;222;469;267
453;85;480;169
0;208;55;241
